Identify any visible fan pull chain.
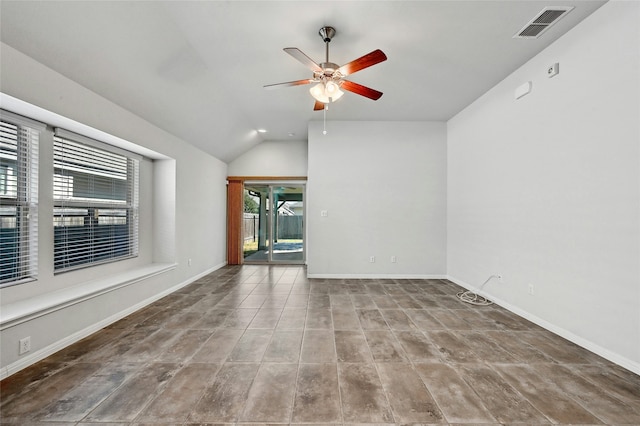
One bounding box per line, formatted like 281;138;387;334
323;104;328;135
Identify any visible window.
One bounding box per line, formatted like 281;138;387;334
0;111;40;286
53;129;139;272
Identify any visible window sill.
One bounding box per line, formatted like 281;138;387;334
0;263;176;331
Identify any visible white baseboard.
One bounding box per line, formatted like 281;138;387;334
307;273;448;279
0;263;225;380
447;275;640;376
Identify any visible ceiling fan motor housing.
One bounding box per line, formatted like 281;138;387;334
317;62;341;76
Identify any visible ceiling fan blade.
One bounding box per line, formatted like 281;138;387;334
341;80;383;100
313;100;325;111
284;48;323;72
264;79;314;90
337;49;387;76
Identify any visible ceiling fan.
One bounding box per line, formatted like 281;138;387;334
264;26;387;111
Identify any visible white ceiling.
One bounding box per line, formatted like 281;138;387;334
1;1;606;163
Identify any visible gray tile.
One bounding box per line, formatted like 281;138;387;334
426;330;478;363
41;363;140;422
305;308;333;329
332;308;361;330
191;329;244;362
0;363;102;421
404;309;444;330
308;294;330;308
120;328;180;362
155;329;214;362
300;329;336;363
239;363;298;422
459;364;548;424
428;309;470;329
495;364;603;424
190;363;260;423
221;308;258;328
238;294;268;308
573;364;640;405
285;294;309;308
356;309;388;329
338;363;393;423
482;309;532;331
535;363;640;424
393;331;440;362
330;294;353;309
5;266;639;426
248;308;282;329
414;363;496;424
388;294;422;309
371;295;400;309
453;330;520;363
277;307;307;329
84;363;180;422
136;363;221;423
376;363;445;423
193;308;233;329
485;330;553;363
363;330;408;362
351;295;377;309
379;309;417;330
162;311;203;329
453;308;501;330
263;329;303;362
228;329;273;362
518;331;595;364
292;364;341;423
334;330;373;363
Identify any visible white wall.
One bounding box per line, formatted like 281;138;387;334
227;140;308;177
447;1;640;372
307;121;447;278
0;43;228;376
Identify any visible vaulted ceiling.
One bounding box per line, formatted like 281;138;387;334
0;1;606;162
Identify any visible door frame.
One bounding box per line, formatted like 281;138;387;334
226;176;307;265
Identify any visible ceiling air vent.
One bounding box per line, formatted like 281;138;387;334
514;6;574;39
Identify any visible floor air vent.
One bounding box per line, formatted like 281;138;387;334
514;6;574;39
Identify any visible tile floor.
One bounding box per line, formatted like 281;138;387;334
2;265;640;425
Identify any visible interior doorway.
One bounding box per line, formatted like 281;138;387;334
242;183;305;264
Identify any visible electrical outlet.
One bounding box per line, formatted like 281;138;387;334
391;256;397;263
369;256;375;263
19;337;31;355
528;284;535;295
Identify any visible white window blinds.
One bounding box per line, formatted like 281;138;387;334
53;129;139;272
0;111;41;286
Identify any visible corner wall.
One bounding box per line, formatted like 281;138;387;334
0;43;228;376
307;121;447;277
447;1;640;372
227;140;308;177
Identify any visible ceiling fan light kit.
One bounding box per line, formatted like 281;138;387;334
309;80;344;103
265;26;387;110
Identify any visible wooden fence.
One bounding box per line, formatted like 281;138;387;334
243;213;303;241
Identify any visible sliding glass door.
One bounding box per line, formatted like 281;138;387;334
243;183;304;264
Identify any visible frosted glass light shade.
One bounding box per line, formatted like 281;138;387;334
310;82;344;103
309;83;330;103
